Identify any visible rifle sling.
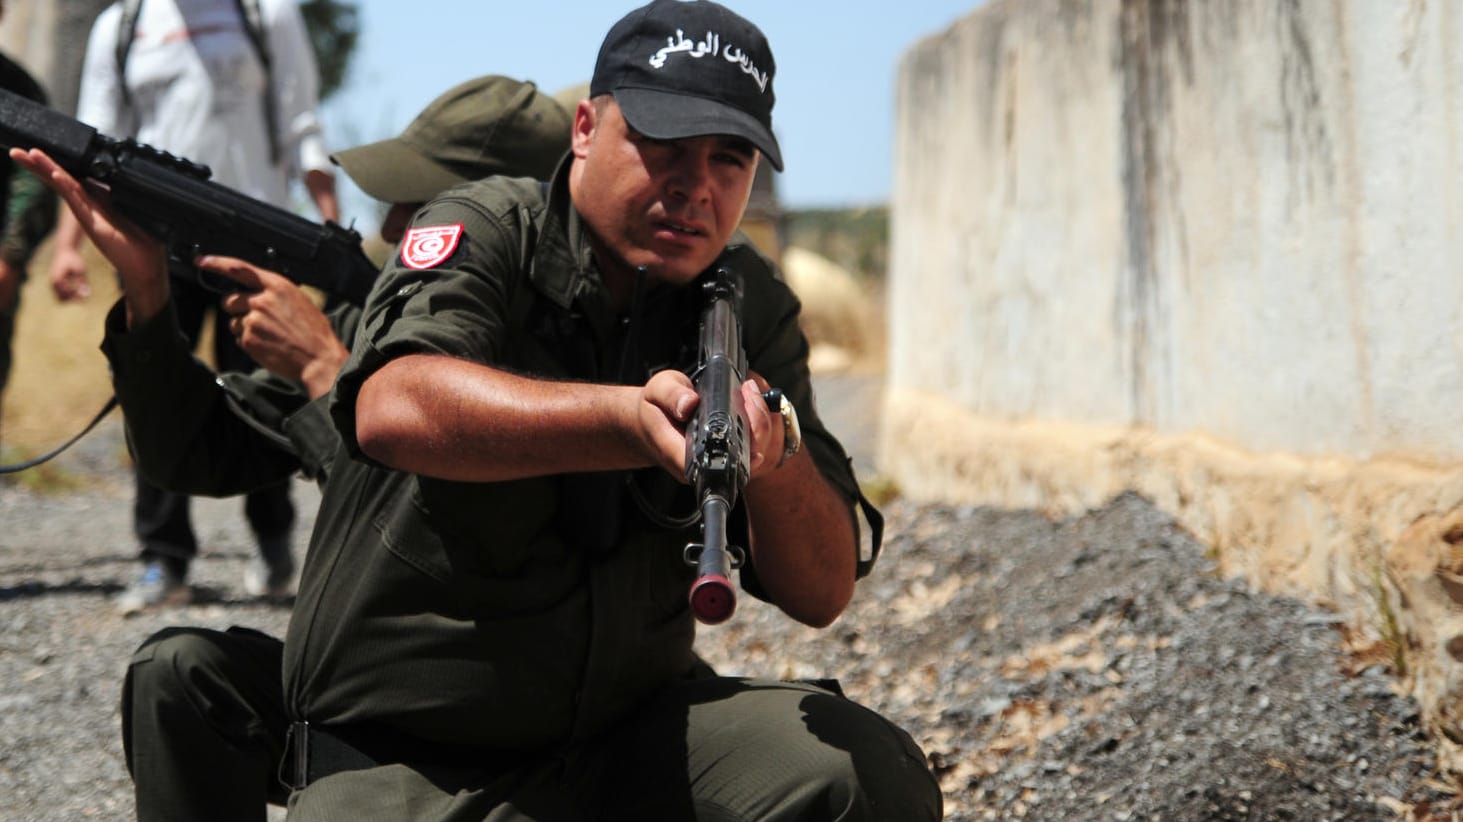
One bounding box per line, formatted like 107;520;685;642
0;396;118;475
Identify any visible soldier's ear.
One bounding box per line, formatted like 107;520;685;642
571;99;598;158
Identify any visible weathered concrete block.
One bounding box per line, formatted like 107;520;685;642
890;0;1463;775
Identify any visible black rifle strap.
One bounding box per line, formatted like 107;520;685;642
230;0;281;165
113;0;280;163
0;396;118;475
112;0;143;112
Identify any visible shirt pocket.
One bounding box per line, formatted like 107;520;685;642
371;475;581;617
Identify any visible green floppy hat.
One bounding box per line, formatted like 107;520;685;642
332;75;572;204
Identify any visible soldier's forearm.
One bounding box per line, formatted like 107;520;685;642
744;453;858;628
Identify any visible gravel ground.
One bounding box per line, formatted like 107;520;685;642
3;376;1461;820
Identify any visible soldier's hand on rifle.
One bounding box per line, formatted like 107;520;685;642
641;368;699;478
741;371;788;481
204;255;349;400
9;147;168;322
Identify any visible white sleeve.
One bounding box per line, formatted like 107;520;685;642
75;4;133;136
263;0;332;176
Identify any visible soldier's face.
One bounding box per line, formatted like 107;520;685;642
380;202;423;245
569;98;757;286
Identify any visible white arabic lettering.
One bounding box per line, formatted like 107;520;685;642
647;29;769;93
649;29;694;68
690;33;720;58
723;46;768;92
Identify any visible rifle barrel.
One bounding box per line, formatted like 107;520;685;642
689;494;737;625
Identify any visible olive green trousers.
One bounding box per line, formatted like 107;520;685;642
123;626;942;821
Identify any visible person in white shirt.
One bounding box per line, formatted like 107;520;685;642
50;0;340;613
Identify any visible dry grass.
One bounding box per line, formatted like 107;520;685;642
1;240;123;461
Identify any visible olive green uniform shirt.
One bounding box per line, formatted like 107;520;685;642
101;297;359;489
284;162;868;754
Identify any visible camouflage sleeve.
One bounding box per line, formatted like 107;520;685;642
0;157;58;269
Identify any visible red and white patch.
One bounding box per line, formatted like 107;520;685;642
399;223;464;270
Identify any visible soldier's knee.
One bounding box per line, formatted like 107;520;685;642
125;627;231;699
121;627;236;773
796;692;944;821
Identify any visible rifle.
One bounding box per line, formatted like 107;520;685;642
0;86;376;305
682;266;779;625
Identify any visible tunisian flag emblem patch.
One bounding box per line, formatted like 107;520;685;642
400;224;464;269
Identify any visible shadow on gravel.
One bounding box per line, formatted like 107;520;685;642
0;555;139;577
0;579;123;601
0;579;294;608
181;588;296;609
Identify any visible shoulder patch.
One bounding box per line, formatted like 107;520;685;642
400;224;465;270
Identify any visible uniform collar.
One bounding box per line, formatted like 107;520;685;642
528;153;597;311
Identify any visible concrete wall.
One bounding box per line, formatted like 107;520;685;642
0;0;55;95
887;0;1463;771
0;0;111;114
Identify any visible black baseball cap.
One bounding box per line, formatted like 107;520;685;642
331;76;571;204
590;0;782;171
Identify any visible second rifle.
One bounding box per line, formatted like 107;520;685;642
0;86;378;306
